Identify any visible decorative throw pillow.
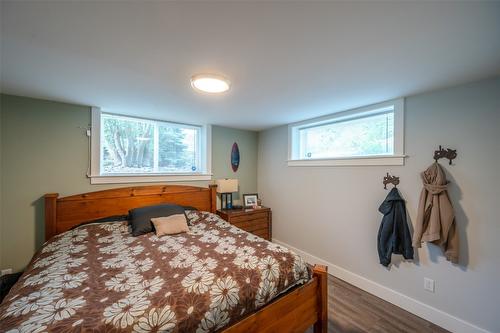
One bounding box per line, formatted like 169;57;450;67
151;214;190;236
129;204;185;236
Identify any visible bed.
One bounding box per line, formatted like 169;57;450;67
0;185;327;332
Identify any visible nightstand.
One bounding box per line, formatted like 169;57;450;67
217;207;272;241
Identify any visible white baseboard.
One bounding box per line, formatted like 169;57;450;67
273;238;490;333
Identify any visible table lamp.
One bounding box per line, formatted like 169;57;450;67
216;178;238;209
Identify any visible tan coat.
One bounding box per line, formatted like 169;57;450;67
412;162;459;264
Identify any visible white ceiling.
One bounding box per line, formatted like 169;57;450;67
1;1;499;131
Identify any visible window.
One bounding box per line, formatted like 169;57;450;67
89;108;211;184
288;99;405;166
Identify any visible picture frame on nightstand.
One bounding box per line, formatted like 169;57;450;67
243;193;259;208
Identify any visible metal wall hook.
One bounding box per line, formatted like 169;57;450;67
434;145;457;165
383;173;400;190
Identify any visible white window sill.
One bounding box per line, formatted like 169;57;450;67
287;155;406;167
89;173;212;184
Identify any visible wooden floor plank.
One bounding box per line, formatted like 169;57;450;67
306;275;449;333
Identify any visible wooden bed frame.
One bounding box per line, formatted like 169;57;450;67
44;185;328;333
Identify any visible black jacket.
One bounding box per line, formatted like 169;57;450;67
377;188;414;267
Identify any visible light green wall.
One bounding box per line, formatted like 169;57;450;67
212;126;258;202
0;94;258;271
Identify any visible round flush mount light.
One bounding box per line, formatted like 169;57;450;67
191;74;230;94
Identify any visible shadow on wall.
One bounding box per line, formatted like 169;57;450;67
32;197;45;251
406;212;421;266
426;170;470;271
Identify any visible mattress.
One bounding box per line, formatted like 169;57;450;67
0;210;310;332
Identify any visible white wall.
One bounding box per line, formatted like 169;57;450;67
257;77;500;333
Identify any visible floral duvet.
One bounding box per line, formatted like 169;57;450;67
0;211;310;332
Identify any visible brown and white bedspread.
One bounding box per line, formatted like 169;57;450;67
0;211;310;332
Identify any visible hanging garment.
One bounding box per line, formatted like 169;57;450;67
377;187;414;267
412;162;459;264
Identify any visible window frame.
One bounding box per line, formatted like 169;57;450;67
288;98;405;166
89;107;212;184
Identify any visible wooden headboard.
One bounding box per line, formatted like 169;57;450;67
44;185;217;241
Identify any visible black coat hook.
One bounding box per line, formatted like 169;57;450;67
434;145;457;165
383;173;400;190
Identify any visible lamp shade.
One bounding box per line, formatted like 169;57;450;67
216;179;238;193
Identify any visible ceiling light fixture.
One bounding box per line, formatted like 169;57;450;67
191;74;230;94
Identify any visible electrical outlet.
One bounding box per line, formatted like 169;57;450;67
424;277;435;293
1;268;13;276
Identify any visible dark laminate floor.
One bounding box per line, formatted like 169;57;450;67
308;275;450;333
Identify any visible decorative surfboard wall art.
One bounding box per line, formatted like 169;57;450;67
231;142;240;172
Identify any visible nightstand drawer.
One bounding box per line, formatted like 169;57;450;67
229;211;269;223
253;229;270;240
232;218;268;231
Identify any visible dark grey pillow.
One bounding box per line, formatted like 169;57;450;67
129;204;185;236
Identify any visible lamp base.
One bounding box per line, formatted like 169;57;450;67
221;193;233;210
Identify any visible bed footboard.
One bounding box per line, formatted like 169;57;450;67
223;264;328;333
313;264;328;333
